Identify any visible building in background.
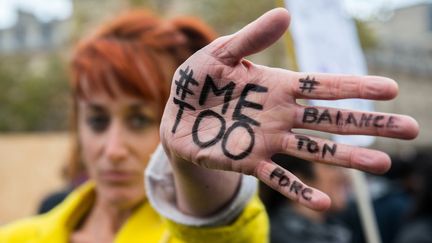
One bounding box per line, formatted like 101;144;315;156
0;9;70;55
366;2;432;79
369;3;432;48
0;0;130;55
365;2;432;154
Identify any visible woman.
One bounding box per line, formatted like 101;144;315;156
0;7;419;243
0;9;266;243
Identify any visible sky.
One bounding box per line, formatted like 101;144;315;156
0;0;431;29
343;0;432;19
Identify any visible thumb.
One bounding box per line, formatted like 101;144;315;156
209;8;290;66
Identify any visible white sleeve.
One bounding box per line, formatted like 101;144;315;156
144;144;257;227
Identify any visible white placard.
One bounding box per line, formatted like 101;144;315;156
284;0;375;146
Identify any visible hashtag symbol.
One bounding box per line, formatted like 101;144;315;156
299;76;320;93
175;66;198;100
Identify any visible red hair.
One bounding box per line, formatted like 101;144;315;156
66;9;216;182
71;9;215;113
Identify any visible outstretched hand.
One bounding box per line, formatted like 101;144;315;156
160;8;419;211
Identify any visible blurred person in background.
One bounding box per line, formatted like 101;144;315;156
341;153;418;243
395;149;432;243
0;7;420;243
262;154;351;243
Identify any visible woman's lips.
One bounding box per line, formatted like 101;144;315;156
100;171;135;183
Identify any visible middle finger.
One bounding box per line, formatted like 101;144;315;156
293;106;418;139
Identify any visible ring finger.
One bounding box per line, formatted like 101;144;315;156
278;133;391;174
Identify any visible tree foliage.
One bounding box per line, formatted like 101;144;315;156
0;54;70;132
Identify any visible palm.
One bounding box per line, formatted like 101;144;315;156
160;8;419;210
161;54;294;167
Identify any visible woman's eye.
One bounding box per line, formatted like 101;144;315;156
127;114;151;130
86;115;110;133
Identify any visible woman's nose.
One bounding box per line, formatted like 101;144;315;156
104;122;128;163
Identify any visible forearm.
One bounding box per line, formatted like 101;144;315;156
169;156;241;217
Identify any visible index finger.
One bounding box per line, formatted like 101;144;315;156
287;71;399;100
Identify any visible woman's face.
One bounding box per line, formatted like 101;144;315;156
78;81;160;209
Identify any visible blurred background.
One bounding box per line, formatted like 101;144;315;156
0;0;431;241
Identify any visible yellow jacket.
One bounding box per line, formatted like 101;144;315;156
0;182;268;243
